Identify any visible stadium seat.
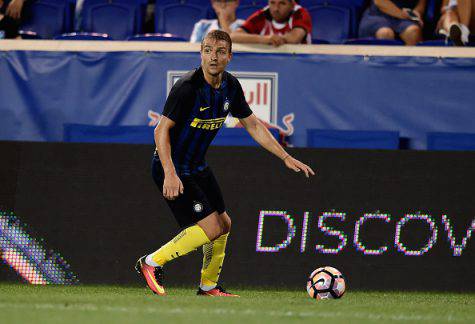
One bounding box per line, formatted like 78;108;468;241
54;32;111;40
307;5;351;44
19;0;75;39
427;132;475;151
307;129;400;149
235;4;263;20
212;128;279;146
128;33;186;42
155;0;208;40
80;0;144;40
299;0;362;37
312;39;330;44
345;38;404;45
63;124;154;144
417;39;451;46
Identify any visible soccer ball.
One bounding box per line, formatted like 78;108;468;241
306;266;346;300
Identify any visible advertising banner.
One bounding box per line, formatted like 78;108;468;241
1;142;474;290
1;51;475;148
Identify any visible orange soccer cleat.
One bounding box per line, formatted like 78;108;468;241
197;286;239;297
135;256;166;296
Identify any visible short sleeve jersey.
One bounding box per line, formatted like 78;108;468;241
241;5;312;44
161;67;252;175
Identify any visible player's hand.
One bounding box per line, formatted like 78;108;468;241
163;173;184;200
283;155;315;178
6;0;24;20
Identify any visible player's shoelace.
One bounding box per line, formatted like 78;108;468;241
212;286;237;296
214;286;228;294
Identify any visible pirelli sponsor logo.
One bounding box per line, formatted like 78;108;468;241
190;117;226;130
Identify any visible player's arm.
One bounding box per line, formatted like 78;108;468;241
239;113;315;177
154;116;184;200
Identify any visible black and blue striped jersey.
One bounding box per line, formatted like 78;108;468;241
160;67;253;175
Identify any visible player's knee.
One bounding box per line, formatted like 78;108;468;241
375;27;395;40
198;213;223;241
205;225;222;241
219;212;231;235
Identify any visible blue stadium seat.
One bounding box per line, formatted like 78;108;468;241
312;39;330;44
63;124;154;144
427;132;475;151
235;4;262;20
212;128;279;146
417;39;451;46
299;0;362;37
158;0;209;4
307;5;351;44
299;0;366;7
307;129;400;149
345;38;404;45
19;0;75;39
155;1;208;39
80;0;143;40
54;32;111;40
424;0;441;25
238;0;267;4
128;33;186;41
207;1;267;21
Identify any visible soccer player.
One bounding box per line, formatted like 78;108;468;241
135;30;314;297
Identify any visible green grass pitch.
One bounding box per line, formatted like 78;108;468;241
0;284;474;323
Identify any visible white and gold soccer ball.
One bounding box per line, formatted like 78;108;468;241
306;266;346;300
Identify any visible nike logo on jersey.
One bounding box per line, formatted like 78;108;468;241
199;106;210;112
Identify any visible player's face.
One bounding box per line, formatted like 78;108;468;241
200;39;232;77
268;0;294;23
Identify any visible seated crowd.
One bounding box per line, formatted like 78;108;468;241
0;0;473;46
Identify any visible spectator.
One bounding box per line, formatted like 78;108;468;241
230;0;312;46
190;0;245;43
358;0;426;45
437;0;472;46
0;0;26;39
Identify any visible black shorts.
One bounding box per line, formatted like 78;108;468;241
151;155;226;228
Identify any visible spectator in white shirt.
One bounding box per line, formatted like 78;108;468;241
190;0;244;43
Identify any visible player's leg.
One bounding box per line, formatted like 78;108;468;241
146;208;227;268
198;212;235;296
136;156;220;295
194;168;238;296
136;210;224;295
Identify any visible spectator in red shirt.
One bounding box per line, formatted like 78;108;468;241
230;0;312;46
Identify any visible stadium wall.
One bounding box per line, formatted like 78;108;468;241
0;141;474;291
1;42;475;149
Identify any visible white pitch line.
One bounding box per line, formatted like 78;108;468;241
0;302;471;322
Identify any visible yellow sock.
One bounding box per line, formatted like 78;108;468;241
151;225;210;267
200;233;229;287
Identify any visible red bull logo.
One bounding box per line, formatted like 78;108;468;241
148;71;296;145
